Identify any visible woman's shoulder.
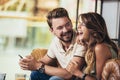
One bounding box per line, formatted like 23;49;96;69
95;43;109;51
95;43;111;59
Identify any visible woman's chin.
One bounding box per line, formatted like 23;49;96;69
78;36;83;40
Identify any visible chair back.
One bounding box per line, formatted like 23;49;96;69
102;58;120;80
31;48;47;61
31;48;58;67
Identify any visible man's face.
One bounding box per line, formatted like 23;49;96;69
50;17;73;43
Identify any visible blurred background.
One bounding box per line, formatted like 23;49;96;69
0;0;119;80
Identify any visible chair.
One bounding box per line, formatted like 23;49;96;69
102;59;120;80
31;48;58;67
31;48;47;61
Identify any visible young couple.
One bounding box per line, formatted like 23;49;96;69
19;7;119;80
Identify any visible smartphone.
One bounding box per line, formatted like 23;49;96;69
18;54;23;59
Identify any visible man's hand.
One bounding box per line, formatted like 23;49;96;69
19;55;42;71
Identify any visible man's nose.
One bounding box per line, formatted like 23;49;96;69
62;27;68;32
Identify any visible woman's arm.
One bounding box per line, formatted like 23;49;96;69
66;59;96;80
94;43;112;79
66;43;112;80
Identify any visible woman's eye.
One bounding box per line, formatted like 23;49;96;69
78;22;85;26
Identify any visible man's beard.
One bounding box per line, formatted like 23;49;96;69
59;30;73;43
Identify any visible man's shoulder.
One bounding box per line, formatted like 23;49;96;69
49;37;60;47
51;37;59;43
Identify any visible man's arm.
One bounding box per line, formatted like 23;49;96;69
72;56;85;70
66;56;85;75
39;55;73;79
41;55;85;79
19;54;72;79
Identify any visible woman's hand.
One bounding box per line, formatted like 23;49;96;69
19;55;42;71
66;61;80;75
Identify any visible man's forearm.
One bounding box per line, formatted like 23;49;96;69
44;65;72;79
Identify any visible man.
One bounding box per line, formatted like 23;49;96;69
19;7;85;80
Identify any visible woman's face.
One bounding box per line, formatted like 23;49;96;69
77;17;90;42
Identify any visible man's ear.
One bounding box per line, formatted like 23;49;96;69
49;28;53;33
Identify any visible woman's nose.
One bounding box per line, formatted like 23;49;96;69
77;26;81;30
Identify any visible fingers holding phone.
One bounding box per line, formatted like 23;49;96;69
18;55;38;70
18;54;29;70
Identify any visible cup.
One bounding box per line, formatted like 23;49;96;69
15;73;26;80
0;73;6;80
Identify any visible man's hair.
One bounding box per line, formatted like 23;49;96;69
46;7;70;28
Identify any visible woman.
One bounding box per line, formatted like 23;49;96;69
66;12;119;80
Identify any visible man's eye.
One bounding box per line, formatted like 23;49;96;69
57;26;62;30
65;22;71;27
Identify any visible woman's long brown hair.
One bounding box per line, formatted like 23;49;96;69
79;12;118;74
